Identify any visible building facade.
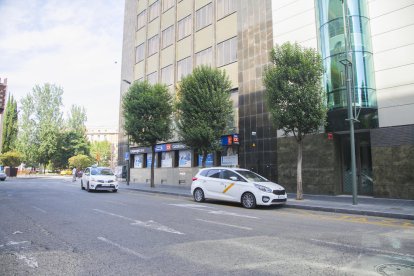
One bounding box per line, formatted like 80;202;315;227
119;0;414;199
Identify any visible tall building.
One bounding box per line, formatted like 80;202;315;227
119;0;414;199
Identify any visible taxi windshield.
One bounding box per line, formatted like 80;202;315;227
91;168;114;176
235;170;268;182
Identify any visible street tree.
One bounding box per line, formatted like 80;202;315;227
51;130;90;169
123;81;173;187
90;140;111;166
175;65;233;167
17;83;64;170
68;154;93;170
66;105;87;134
264;42;327;200
1;95;18;153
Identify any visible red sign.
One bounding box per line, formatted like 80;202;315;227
327;132;333;140
166;144;172;151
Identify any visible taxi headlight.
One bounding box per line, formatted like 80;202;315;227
254;184;272;193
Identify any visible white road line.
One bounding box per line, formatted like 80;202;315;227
169;204;259;219
12;231;23;235
196;219;252;230
7;241;29;246
97;237;149;259
32;206;47;213
14;253;38;268
93;209;184;235
310;239;414;260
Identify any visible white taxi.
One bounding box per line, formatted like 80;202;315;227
191;167;287;208
81;166;118;192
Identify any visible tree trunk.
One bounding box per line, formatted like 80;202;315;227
296;139;303;200
150;147;155;188
202;151;207;168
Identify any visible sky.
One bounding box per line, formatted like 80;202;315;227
0;0;125;129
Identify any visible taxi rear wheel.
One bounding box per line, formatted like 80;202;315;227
194;188;205;202
241;192;256;209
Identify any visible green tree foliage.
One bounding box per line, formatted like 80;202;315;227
0;150;22;167
66;105;87;134
90;140;111;167
175;66;233;167
1;95;18;153
264;42;327;200
68;154;93;170
17;83;64;168
122;81;173;187
51;131;90;169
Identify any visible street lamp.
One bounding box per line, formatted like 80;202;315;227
340;0;358;205
122;79;131;185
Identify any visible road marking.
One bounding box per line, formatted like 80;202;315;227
12;231;23;235
7;241;29;246
93;209;184;235
14;253;38;268
170;204;259;219
105;200;128;206
223;183;234;193
32;206;47;213
97;237;149;259
310;239;414;260
196;219;252;230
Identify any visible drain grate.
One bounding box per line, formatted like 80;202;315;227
376;263;414;275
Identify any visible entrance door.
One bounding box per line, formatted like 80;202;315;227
340;132;373;196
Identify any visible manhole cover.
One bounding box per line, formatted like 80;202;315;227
376;263;414;275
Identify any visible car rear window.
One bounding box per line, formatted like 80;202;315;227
206;169;221;178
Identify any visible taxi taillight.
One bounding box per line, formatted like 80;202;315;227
192;177;198;181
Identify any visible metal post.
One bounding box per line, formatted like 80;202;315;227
126;135;130;185
341;0;358;205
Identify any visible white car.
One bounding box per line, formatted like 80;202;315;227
191;167;287;209
81;167;118;192
0;171;6;181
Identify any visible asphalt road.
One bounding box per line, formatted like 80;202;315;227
1;177;413;275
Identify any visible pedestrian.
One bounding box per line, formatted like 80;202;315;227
72;167;77;182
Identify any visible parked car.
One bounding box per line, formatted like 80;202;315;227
81;166;118;192
191;167;287;209
0;170;6;181
60;169;72;176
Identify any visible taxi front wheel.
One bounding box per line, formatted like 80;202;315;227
241;192;256;209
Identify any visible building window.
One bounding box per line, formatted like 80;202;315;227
196;3;212;31
135;43;145;63
217;36;237;67
177;56;192;81
161;64;173;85
148;35;159;56
195;47;212;67
217;0;236;19
162;25;174;48
137;10;146;30
162;0;174;12
147;71;158;84
149;1;160;22
177;15;192;40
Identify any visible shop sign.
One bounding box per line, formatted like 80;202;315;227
221;154;238;166
221;134;240;146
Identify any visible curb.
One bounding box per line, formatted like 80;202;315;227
284;204;414;220
121;187;414;220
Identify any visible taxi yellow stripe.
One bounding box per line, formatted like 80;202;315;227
223;183;234;193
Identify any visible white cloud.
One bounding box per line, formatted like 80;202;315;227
0;0;125;128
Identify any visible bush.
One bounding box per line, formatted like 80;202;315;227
68;154;93;169
0;151;22;167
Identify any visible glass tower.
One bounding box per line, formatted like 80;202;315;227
316;0;378;131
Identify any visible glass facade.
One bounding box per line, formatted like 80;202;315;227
316;0;378;131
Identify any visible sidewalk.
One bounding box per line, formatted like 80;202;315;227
120;182;414;220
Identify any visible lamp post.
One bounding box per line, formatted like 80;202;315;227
340;0;358;205
122;79;131;185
